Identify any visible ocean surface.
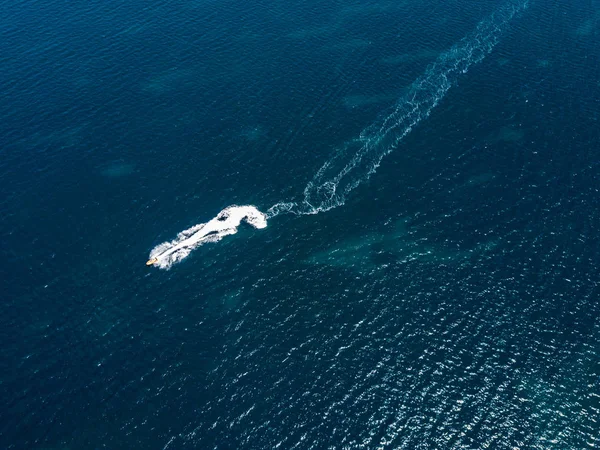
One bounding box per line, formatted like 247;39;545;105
1;0;599;448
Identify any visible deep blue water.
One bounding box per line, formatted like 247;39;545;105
1;0;599;448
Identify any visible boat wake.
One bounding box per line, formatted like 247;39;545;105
268;0;528;217
147;0;527;269
147;205;267;270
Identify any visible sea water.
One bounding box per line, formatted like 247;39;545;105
1;0;599;448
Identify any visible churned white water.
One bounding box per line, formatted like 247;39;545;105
148;205;267;269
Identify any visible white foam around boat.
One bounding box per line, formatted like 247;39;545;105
149;205;267;269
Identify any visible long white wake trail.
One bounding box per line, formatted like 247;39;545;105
268;0;528;217
148;0;526;269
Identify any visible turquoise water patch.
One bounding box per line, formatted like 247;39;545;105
99;161;136;178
